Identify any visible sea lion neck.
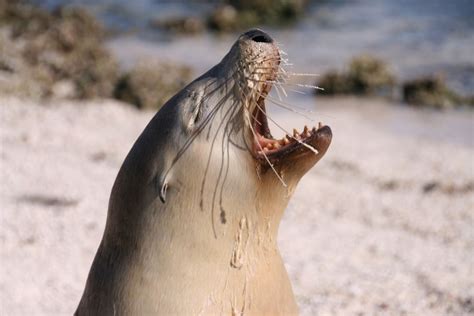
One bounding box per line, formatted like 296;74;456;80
76;29;330;315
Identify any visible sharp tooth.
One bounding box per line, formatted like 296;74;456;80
263;147;269;153
293;129;300;138
267;143;273;150
318;122;323;129
273;142;281;149
283;136;290;145
303;125;309;134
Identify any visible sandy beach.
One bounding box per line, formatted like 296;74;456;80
1;95;472;315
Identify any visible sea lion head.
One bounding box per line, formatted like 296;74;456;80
78;29;332;315
152;29;332;234
108;29;332;240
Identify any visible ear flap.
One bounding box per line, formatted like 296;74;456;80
155;171;169;204
155;160;172;203
154;89;209;204
159;181;168;203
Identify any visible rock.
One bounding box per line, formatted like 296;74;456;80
316;71;353;95
114;60;193;110
0;0;53;38
229;0;307;24
208;5;239;32
51;80;76;99
150;16;205;35
402;75;472;109
347;55;395;96
0;1;119;99
317;55;396;97
316;56;472;108
208;0;308;32
0;28;53;98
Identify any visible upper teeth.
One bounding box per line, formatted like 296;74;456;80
257;122;323;154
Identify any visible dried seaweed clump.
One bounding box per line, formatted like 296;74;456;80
208;0;308;32
114;60;193;110
317;55;396;97
402;76;473;109
0;1;118;99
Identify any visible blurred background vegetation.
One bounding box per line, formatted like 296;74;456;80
1;0;473;110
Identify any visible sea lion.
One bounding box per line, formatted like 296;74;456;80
75;29;332;315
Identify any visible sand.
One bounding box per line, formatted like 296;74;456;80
0;96;473;315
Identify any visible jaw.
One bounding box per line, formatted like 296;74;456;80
247;91;332;187
266;125;332;181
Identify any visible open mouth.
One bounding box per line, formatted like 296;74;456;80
250;84;331;164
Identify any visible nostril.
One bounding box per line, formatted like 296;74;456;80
251;34;272;43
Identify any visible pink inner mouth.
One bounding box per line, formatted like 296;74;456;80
251;93;324;158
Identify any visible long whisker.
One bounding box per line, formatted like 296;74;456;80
252;66;321;78
286;88;306;95
252;100;319;155
247;118;287;187
248;79;325;91
273;83;283;101
209;102;240;237
162;74;238;183
273;80;288;98
266;89;339;121
198;81;239;194
283;72;321;78
244;52;320;151
237;80;288;187
217;104;243;226
256;91;315;120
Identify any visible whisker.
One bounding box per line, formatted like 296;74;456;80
243;64;337;121
248;56;282;65
270;79;288;98
247;119;287;187
253;100;319;155
209;103;240;237
218;105;243;225
258;91;315;120
250;109;262;126
284;72;321;78
237;80;288;187
247;78;325;92
273;84;283;101
293;83;324;91
279;78;325;92
286;88;306;95
162;72;240;184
